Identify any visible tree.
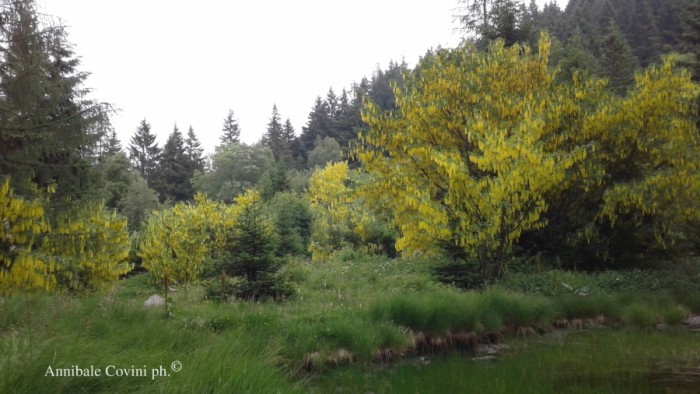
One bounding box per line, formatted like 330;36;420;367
220;109;241;147
265;192;312;256
99;152;133;211
119;173;159;232
307;137;342;168
600;19;639;95
261;105;290;162
100;127;123;157
299;97;332;159
43;202;131;291
0;0;110;202
457;0;494;39
483;0;532;46
158;124;191;202
357;35;595;279
358;33;699;277
216;190;288;300
139;195;218;284
192;143;275;202
184;125;205;179
0;178;53;295
128;119;161;187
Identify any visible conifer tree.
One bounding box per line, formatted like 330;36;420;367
600;19;639;95
158;124;190;202
185;126;205;173
261;105;288;162
220;109;241;147
128;119;161;186
0;0;109;201
102;128;123;157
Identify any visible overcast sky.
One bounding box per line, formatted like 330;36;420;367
40;0;564;156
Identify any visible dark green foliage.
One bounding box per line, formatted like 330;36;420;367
0;0;109;202
600;20;639;95
118;173;159;232
184;126;206;174
556;29;599;82
261;105;292;164
257;161;290;201
220;109;241;147
192;143;274;202
157;124;191;202
98;127;123;158
128;119;161;188
265;192;312;256
99;152;132;211
307;137;342;168
216;197;292;300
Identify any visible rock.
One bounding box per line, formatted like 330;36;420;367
144;295;165;307
683;316;700;331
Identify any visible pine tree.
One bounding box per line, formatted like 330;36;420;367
128;119;161;187
600;19;639;95
220;109;241;147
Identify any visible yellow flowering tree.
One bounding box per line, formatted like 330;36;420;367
139;193;244;284
44;203;132;291
307;162;397;260
0;178;54;295
357;34;596;278
357;33;700;276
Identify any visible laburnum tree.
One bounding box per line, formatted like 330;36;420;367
138;194;225;284
43;202;131;291
307;161;395;260
356;33;699;279
0;178;54;295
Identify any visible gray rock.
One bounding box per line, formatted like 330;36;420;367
683;316;700;330
144;294;165;307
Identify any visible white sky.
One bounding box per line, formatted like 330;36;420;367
40;0;564;156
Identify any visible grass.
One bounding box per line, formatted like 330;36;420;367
0;252;698;392
311;330;700;393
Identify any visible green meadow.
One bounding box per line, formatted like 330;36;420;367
1;254;698;393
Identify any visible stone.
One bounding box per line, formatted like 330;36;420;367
144;294;165;307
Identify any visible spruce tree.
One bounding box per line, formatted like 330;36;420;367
220;109;241;147
185;126;205;173
299;97;332;159
600;19;639;95
261;105;287;162
0;0;108;201
128;119;161;187
102;128;123;157
158;124;190;202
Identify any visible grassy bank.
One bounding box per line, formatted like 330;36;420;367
0;254;698;392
